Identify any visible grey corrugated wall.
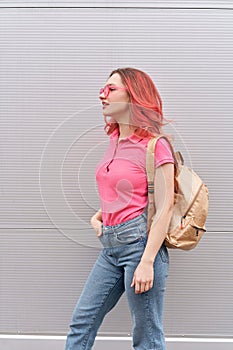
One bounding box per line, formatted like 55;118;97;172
0;0;232;340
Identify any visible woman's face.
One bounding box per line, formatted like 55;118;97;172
99;73;130;122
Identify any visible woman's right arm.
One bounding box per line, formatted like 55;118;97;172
95;208;102;221
90;208;103;237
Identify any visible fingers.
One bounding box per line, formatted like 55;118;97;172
132;279;153;294
90;217;103;237
96;221;103;237
130;276;135;288
97;231;102;237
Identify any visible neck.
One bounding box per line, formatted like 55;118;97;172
118;123;135;140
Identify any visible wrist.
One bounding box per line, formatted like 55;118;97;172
90;213;101;225
140;256;154;265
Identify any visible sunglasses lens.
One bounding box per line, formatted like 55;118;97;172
104;86;109;97
99;86;109;97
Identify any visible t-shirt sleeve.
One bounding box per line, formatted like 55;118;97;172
155;137;175;168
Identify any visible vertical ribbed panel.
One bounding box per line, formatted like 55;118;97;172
0;5;232;337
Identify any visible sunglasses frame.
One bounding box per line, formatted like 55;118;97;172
99;84;128;98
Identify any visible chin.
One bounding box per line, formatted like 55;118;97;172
102;110;112;117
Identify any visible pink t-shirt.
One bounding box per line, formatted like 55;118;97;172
95;128;175;226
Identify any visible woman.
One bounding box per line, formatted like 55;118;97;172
64;67;177;350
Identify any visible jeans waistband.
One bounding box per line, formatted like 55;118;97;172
101;207;148;235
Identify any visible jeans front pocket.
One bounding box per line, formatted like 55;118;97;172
115;226;143;245
159;243;169;264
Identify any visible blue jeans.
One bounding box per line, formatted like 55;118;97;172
64;208;169;350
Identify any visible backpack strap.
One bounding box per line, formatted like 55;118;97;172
146;135;182;234
146;136;163;234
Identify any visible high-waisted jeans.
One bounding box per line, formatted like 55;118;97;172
64;208;169;350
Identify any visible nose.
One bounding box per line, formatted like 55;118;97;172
99;91;106;100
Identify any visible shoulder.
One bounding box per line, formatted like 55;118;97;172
154;137;175;167
154;136;173;153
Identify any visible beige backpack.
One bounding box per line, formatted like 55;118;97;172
146;135;209;250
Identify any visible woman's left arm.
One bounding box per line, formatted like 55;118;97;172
131;162;175;294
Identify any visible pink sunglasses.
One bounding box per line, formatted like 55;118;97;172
99;84;128;98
